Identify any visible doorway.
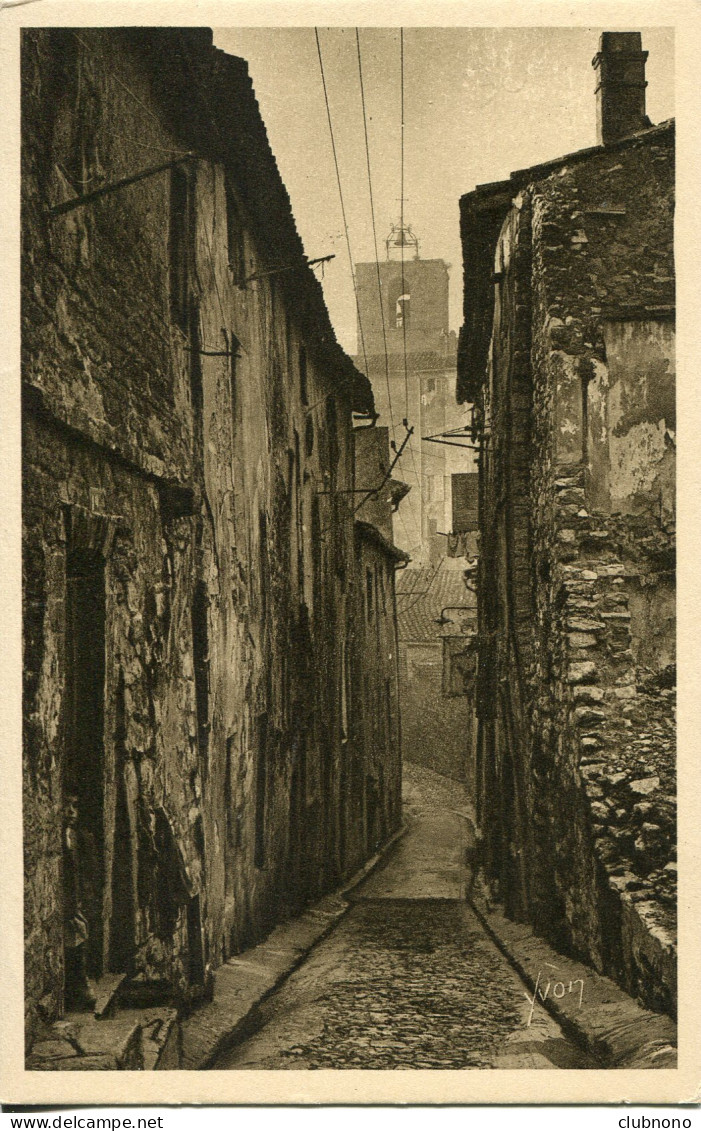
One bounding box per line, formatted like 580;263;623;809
63;547;106;1007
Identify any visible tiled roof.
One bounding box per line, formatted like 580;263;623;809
396;564;476;642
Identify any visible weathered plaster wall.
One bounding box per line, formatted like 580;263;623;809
22;27;389;1052
527;130;676;1012
189;153;369;957
465;123;676;1015
590;321;675;520
22;30;206;1042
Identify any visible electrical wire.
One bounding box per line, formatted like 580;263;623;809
400;28;409;425
395;562;424;601
314;28;370;384
355;28;396;443
394;29;423;528
396;557;445;616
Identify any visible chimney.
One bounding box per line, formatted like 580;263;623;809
593;32;649;145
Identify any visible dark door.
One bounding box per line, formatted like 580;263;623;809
63;553;106;1000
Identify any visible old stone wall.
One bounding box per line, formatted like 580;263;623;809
348;527;404;872
464;123;676;1015
526;128;675;1012
22;27;393;1053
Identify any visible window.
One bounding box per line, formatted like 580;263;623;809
426;377;436;394
299;346;308;406
192;580;210;770
259;511;269;624
581;369;592;463
169;165;190;332
188;305;204;450
366;567;374;622
186;894;205;986
305;415;314;459
326;397;339;471
396;294;411;329
311;496;322;617
254;713;268;868
228;332;241;447
340;640;349;743
64;545;106;997
225;179;245;284
60;48;101;197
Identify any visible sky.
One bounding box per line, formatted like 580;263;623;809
213;27;674;355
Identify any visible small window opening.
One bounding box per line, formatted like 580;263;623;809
189;304;203;430
192;580;210;771
581;371;593;463
259;511;269;624
186;894;205;986
396;294;411;329
254;713;268;868
63;547;106;1005
340;640;349;743
225;179;245;284
228;332;241;446
311;497;322;617
225;734;237;861
305;415;314;459
326;397;339;472
299;346;308;406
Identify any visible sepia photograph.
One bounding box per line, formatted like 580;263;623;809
2;0;699;1107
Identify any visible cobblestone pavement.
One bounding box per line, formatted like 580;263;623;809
215;765;596;1070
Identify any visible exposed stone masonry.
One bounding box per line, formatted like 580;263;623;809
458;51;675;1018
21;27;404;1060
530;465;676;1014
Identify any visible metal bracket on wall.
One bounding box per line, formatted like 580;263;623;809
422;426;483;450
44;153;197;217
243;254;335;286
184;348;237;357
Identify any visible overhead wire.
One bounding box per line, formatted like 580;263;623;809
342;27;418;559
79;28;428;564
396;556;442;607
399;28;409;425
395;510;420;555
395;557;446;616
394;28;423;546
314;28;370;384
395;562;425;602
355;27;396;445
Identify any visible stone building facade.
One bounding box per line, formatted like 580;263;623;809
458;33;676;1015
21;27;402;1052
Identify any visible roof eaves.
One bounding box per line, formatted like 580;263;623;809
510;118;675;187
355;520;411;564
136;30;374;417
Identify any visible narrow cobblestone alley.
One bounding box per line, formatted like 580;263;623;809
214;765;597;1070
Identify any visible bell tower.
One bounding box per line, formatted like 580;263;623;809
354;225;463;565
